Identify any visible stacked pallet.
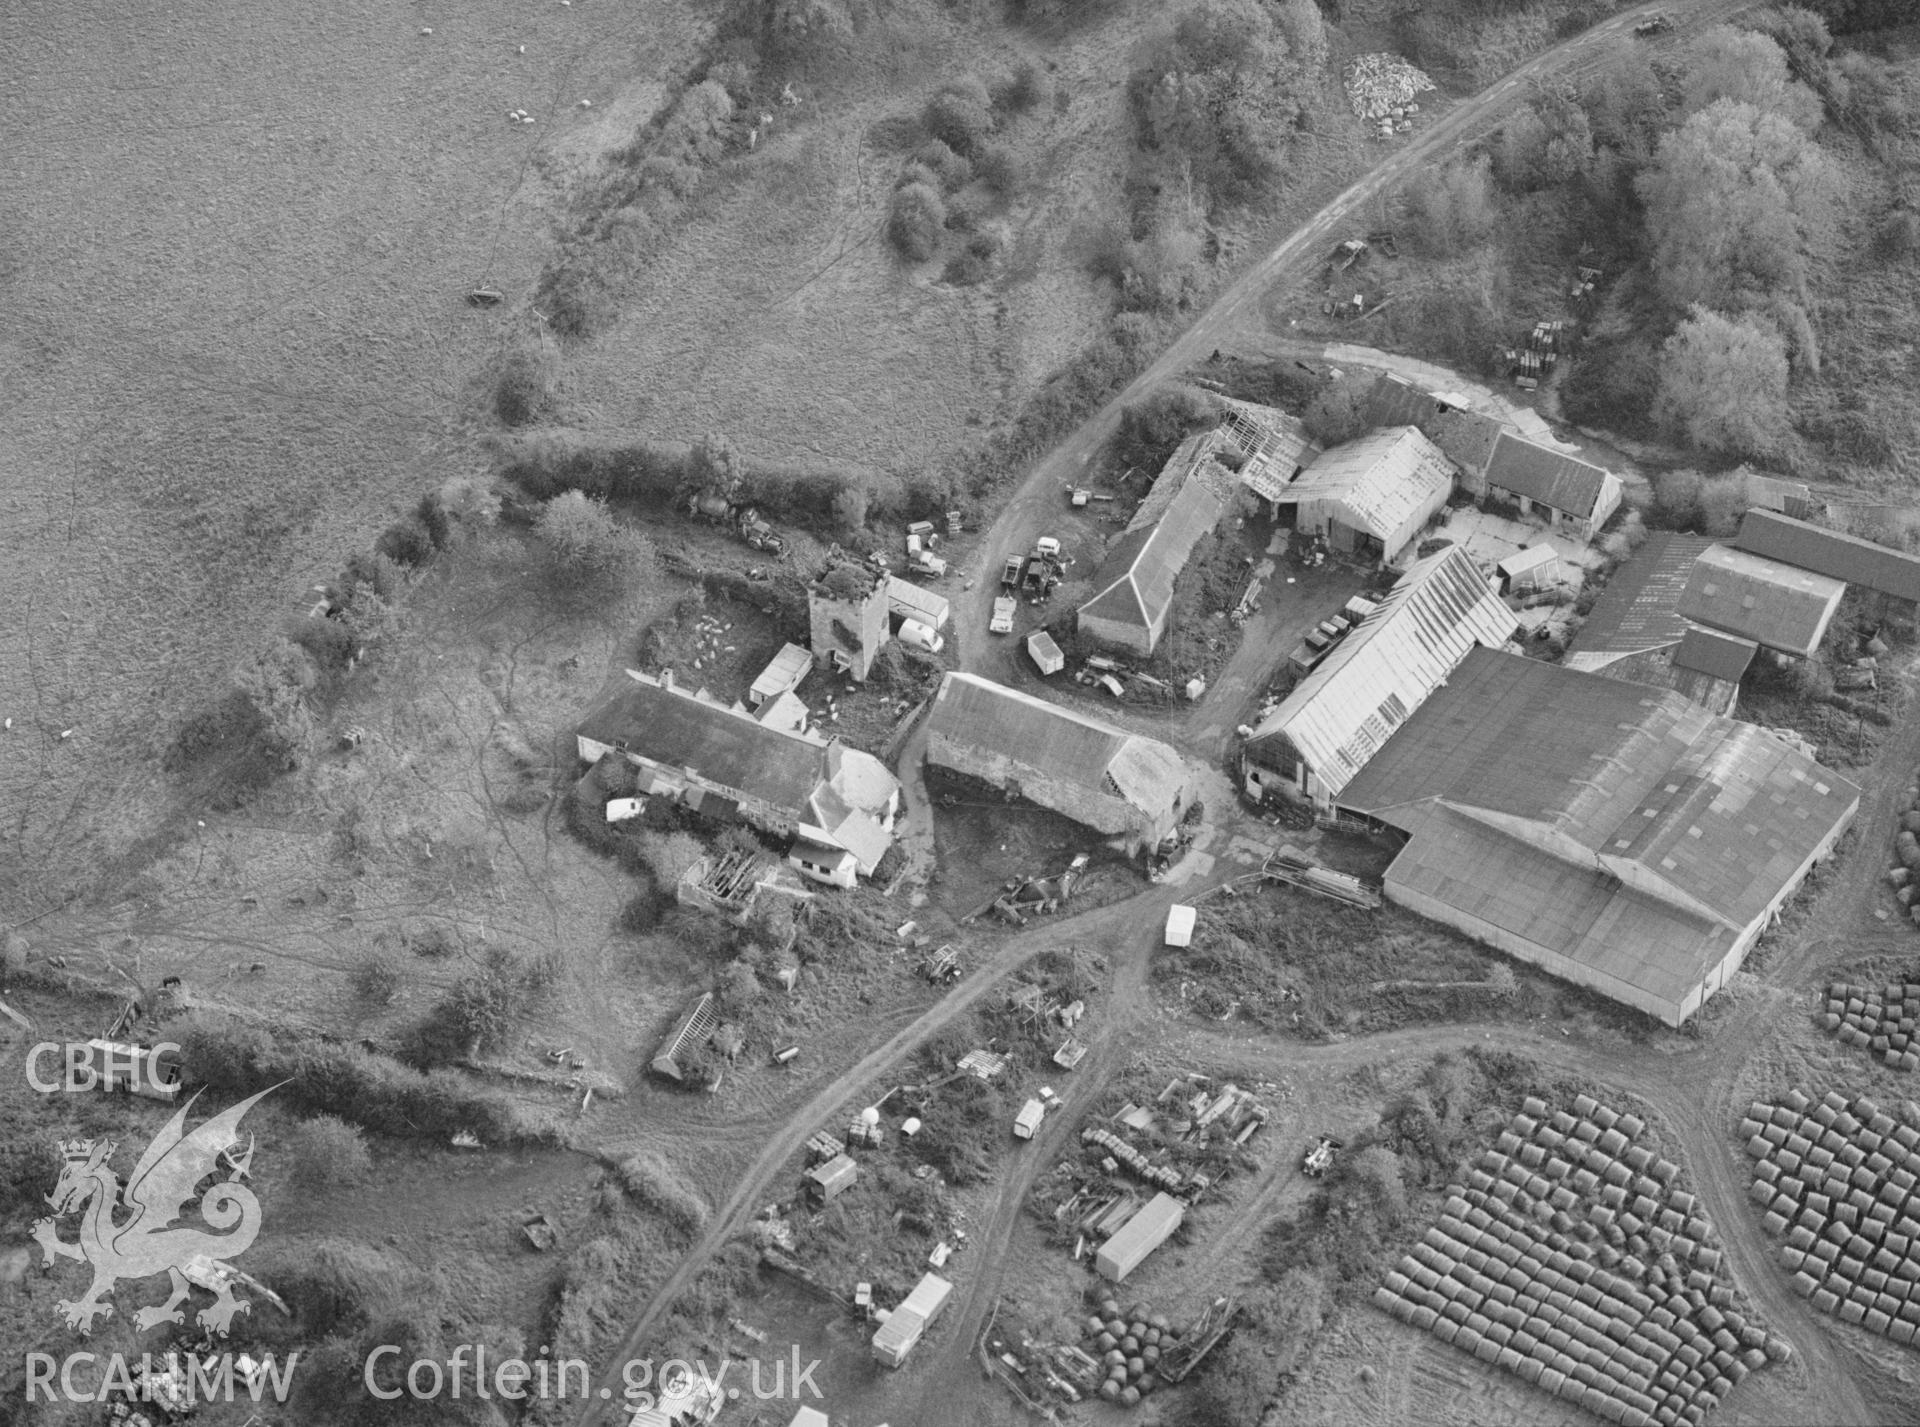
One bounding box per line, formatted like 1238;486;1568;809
1819;982;1920;1071
1373;1094;1785;1427
1743;1089;1920;1346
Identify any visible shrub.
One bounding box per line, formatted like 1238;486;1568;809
619;889;663;934
538;262;612;341
1649;469;1706;531
1878;210;1920;261
405;948;530;1067
992;62;1050;116
288;1115;373;1189
1303;378;1372;446
924;77;995;158
350;957;401;1006
493;343;554;427
942;231;1000;286
888;182;947;261
375;515;435;568
973;145;1022;198
1401;157;1499;258
911;139;973;192
1114;384;1218;474
536;491;650;590
616;1150;710;1233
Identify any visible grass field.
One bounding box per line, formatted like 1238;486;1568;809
0;0;710;916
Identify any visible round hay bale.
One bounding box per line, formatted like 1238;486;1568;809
1839;1297;1868;1324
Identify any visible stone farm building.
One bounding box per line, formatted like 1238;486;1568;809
924;672;1194;853
1215;396;1319;518
1242;546;1517;810
1336;647;1859;1026
1481;431;1623;543
1077;431;1237;657
1276;427;1454;566
576;669;901;878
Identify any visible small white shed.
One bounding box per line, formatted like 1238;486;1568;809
1165;904;1196;948
1497;544;1559;593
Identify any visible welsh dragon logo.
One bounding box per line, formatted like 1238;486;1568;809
31;1087;275;1336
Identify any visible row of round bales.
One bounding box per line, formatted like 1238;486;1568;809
1821;982;1920;1071
1374;1093;1787;1427
1888;766;1920;927
1744;1088;1920;1343
1080;1295;1181;1405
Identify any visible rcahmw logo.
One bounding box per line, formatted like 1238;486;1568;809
31;1084;279;1336
24;1351;298;1405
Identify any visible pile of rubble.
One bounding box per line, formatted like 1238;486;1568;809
1343;53;1435;131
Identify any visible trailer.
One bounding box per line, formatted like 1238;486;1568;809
1026;631;1064;676
1164;904;1196;948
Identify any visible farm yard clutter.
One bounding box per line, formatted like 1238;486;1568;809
1342;55;1435;123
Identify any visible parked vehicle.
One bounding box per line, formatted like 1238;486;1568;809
1002;555;1025;589
898;619;944;654
1303;1136;1343;1177
1633;12;1671;36
990;595;1017;635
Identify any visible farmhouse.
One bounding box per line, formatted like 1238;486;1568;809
1336;647;1859;1026
1733;509;1920;612
1677;544;1846;658
1077;432;1235;656
1274;427;1453;566
1564;533;1715;676
576;670;900;877
1241;546;1517;809
924;673;1194;853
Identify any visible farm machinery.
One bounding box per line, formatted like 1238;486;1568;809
684;484;789;557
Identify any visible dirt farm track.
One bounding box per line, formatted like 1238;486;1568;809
0;0;707;903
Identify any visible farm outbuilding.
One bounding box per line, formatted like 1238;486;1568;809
652;992;719;1083
1734;509;1920;611
1242;546;1516;810
886;576;951;631
1495;544;1557;593
1165;904;1196;947
924;673;1194;854
1336;646;1860;1025
1564;533;1715;675
1216;396;1320;515
1077;433;1235;656
1481;430;1622;542
577;669;900;878
807;1153;858;1204
1677;545;1845;658
1669;627;1756;716
1275;426;1454;566
748;643;812;709
1095;1192;1185;1282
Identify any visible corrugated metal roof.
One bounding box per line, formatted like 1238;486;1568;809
926;673;1189;822
1484;430;1613;518
750;643;813;700
1677;545;1846;656
1497;545;1558;578
1565;533;1715;665
1734;509;1920;604
1217;396;1319;501
1080;477;1224;636
1246;547;1516;797
1287;427;1455;545
1389;806;1731;1014
1672;627;1757;683
1096;1192;1184;1269
887;577;951;629
1341;647;1859;930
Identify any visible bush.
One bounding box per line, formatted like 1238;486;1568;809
1648;469;1706;531
350;957;401;1006
1879;210;1920;261
1114;384;1218;475
831;482;870;532
405;948;532;1067
924;77;995;158
288;1115;373;1189
493;343;554;427
911;139;973;192
536;491;650;590
538;262;612;341
616;1150;710;1233
888;182;947;261
1401;157;1500;258
1303;378;1371;446
619;888;663;934
973;145;1022;197
992;62;1050;116
375;515;435;568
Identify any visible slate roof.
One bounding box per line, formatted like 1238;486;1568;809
926;673;1188;821
1483;430;1614;519
1287;427;1455;545
1432;407;1508;476
1565;533;1715;670
1734;509;1920;604
1080;475;1224;635
1365;372;1448;431
1677;544;1846;656
1339;647;1860;931
1672;627;1757;684
579;676;823;812
1245;546;1517;797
